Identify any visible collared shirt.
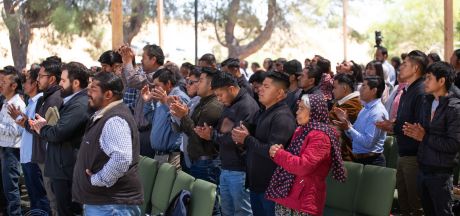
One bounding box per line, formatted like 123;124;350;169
0;94;26;148
90;100;133;187
346;98;388;154
19;93;43;163
63;90;82;105
383;60;396;86
337;91;360;106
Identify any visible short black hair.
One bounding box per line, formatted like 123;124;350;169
2;66;22;94
306;65;323;86
92;72;124;100
153;68;178;87
199;53;217;66
316;58;331;74
391;56;401;69
98;50;123;66
334;73;356;92
189;67;201;79
211;71;238;89
377;46;388;56
426;61;456;90
143;44;165;65
28;67;40;83
251;62;260;68
201;67;220;80
427;52;441;63
181;62;195;71
61;62;90;89
364;75;385;98
46;56;62;64
249;70;267;84
406;50;429;74
40;57;62;83
454;49;460;60
266;72;290;91
221;58;240;69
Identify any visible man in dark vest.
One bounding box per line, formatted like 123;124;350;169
72;72;143;215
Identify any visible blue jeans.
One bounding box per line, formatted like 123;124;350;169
190;159;221;216
84;204;141;216
417;170;454;216
0;147;21;216
220;170;252;216
250;192;275;216
22;162;51;214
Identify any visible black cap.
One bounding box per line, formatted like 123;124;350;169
283;59;302;75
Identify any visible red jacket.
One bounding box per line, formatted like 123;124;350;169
268;129;332;216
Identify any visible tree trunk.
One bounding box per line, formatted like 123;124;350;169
123;0;147;45
224;0;277;59
3;0;31;70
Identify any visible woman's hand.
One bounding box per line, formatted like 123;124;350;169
269;144;284;158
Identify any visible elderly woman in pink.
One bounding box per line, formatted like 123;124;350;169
265;94;346;216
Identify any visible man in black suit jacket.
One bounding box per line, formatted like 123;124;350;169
31;62;91;216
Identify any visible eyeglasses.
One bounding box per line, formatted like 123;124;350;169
38;74;50;79
187;80;199;85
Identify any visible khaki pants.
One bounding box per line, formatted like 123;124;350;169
396;156;423;215
38;163;57;215
154;152;181;170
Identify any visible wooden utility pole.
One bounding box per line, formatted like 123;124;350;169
111;0;123;49
342;0;348;61
157;0;164;48
444;0;454;60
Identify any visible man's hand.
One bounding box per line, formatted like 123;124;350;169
402;122;425;142
269;144;284;158
375;117;395;133
194;123;212;141
7;104;23;121
15;113;27;128
141;85;153;102
170;101;189;119
231;123;249;145
333;107;348;122
332;119;351;130
31;114;47;134
151;86;168;104
118;44;135;65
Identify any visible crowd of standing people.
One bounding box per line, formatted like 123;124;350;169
0;44;460;216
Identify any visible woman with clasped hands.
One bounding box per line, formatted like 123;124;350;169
265;94;347;216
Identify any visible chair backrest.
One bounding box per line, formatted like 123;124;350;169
151;163;177;215
138;156;159;215
383;136;399;169
354;165;397;216
324;162;363;215
190;179;216;216
169;171;195;203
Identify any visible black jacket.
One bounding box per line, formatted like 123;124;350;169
40;89;90;180
237;76;254;98
394;78;425;156
244;101;296;193
25;85;63;164
212;89;260;171
417;86;460;171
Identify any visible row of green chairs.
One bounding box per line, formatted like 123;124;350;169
324;162;397;216
138;156;217;216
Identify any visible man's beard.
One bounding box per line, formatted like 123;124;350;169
60;85;73;98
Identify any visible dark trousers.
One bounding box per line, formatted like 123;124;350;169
417;170;454;216
22;162;51;214
353;154;386;167
0;160;7;215
189;159;221;216
50;178;82;216
250;191;275;216
139;129;155;159
0;147;21;216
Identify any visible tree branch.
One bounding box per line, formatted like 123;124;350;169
213;3;227;47
224;0;239;46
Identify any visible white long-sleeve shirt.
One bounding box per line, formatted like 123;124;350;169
0;94;26;148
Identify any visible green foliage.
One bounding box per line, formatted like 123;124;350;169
368;0;459;56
